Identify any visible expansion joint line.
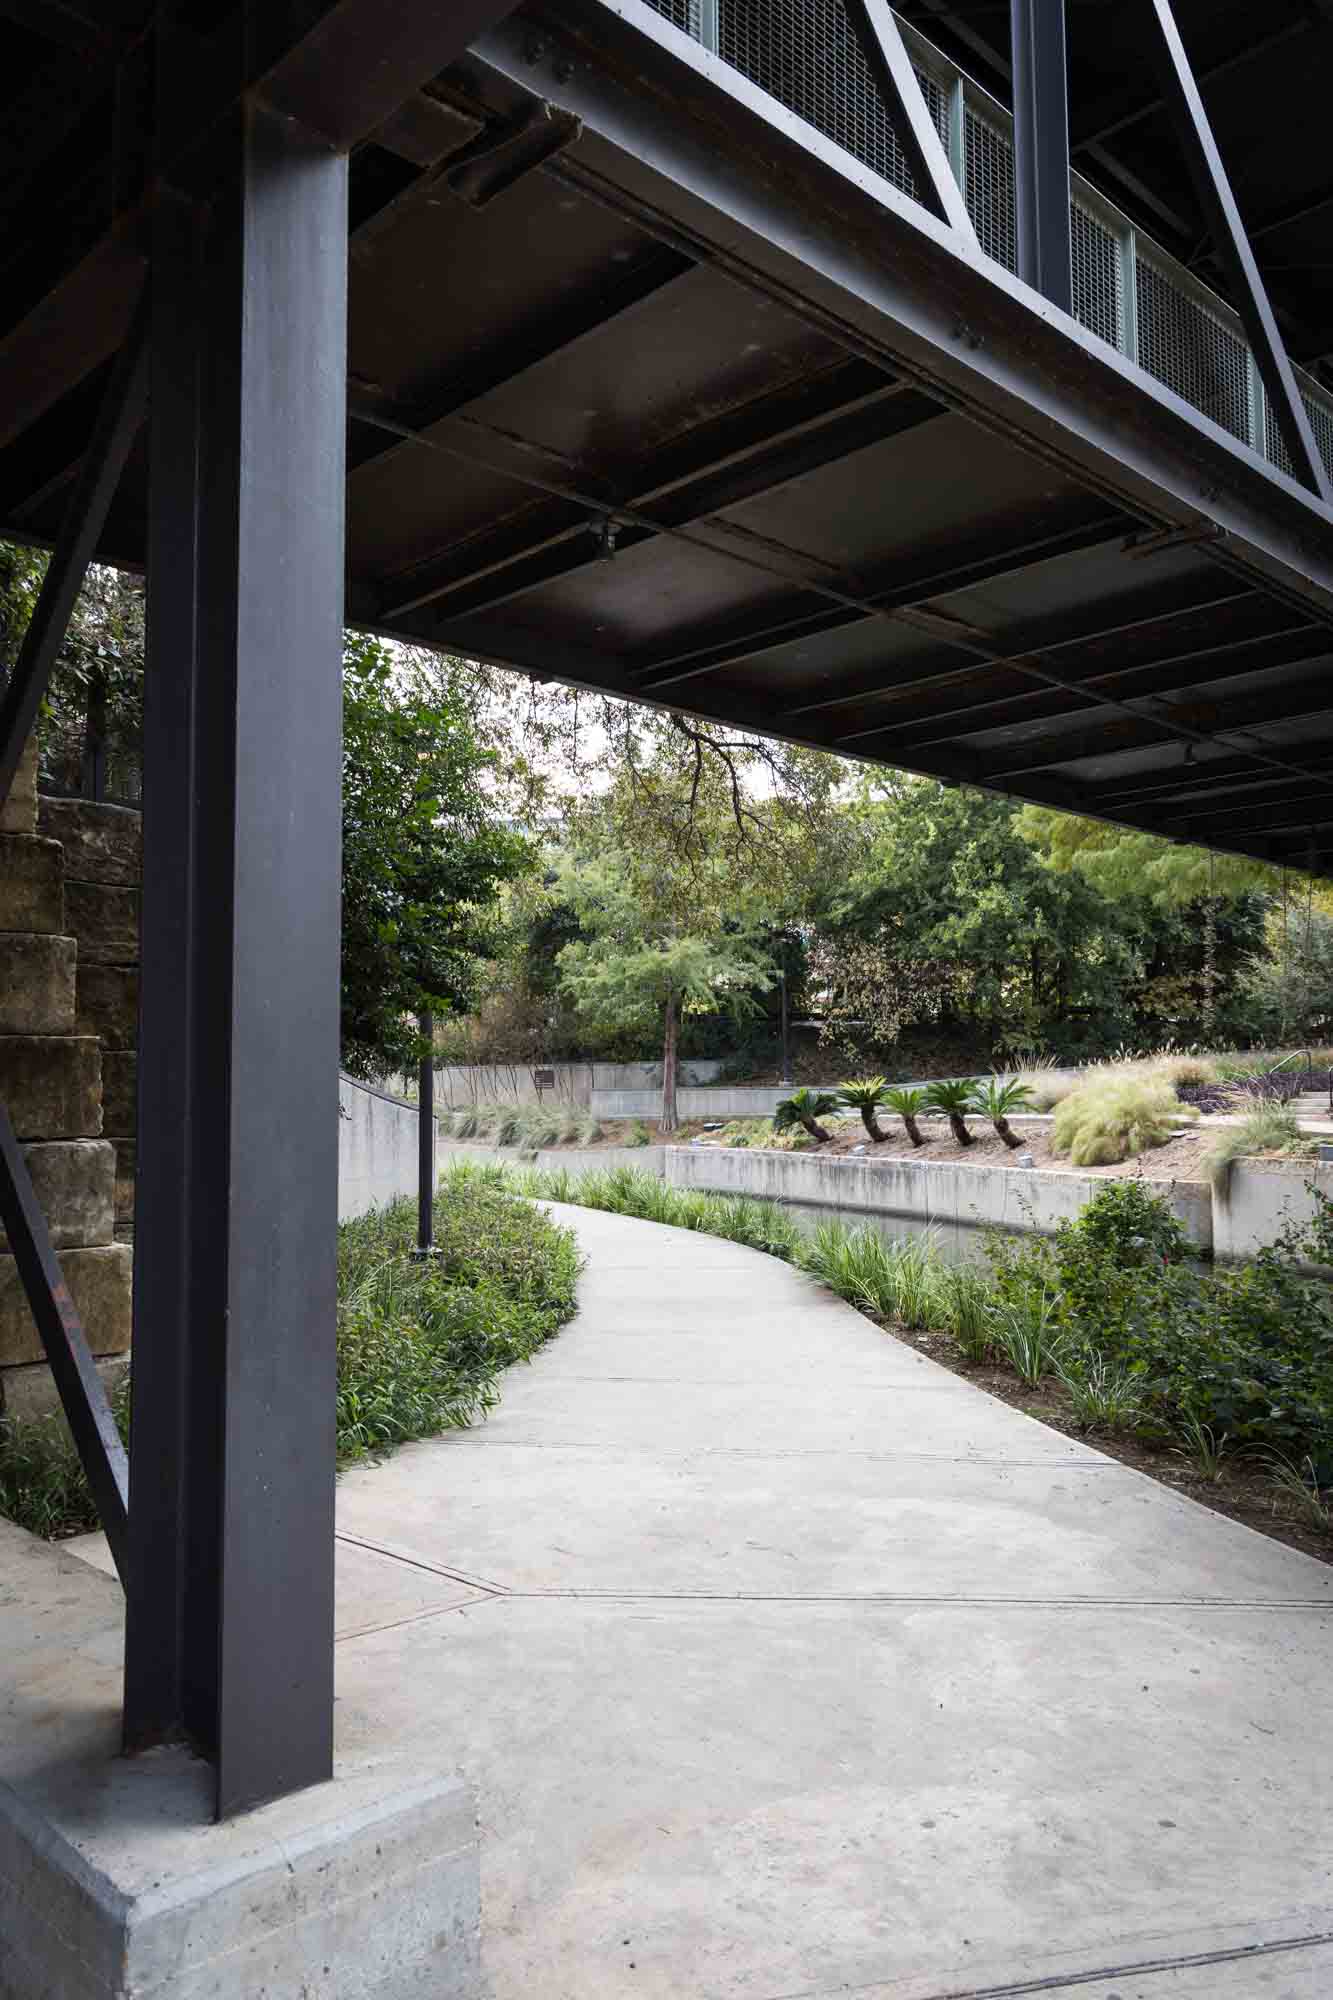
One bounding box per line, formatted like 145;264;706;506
770;1922;1333;1999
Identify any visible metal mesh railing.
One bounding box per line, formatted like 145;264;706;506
1134;254;1251;444
1071;201;1121;350
636;0;1333;485
646;0;700;28
1264;387;1333;483
715;0;947;201
963;104;1016;271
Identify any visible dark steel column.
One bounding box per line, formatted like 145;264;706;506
1010;0;1072;313
126;103;347;1819
415;1011;437;1259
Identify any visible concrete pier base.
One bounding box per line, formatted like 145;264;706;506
0;1524;480;2000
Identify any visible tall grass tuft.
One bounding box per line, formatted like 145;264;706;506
991;1292;1066;1384
1205;1104;1308;1195
1056;1352;1145;1432
936;1263;994;1363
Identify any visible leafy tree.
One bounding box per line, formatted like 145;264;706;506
817;779;1136;1058
339;636;534;1079
1;542;146;797
554;850;776;1131
552;709;838;1127
1015;805;1272;907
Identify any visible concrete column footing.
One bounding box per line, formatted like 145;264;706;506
0;1529;481;2000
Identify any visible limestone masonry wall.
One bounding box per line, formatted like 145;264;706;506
37;795;141;1235
0;742;132;1420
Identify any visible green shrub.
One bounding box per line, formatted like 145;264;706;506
1065;1179;1191;1266
2;1172;582;1541
625;1119;651;1147
988;1182;1333;1470
1051;1076;1186;1166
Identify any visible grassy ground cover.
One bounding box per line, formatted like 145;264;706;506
0;1171;581;1542
501;1162;1333;1563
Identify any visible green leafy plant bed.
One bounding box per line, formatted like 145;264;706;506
0;1168;582;1541
502;1164;1332;1568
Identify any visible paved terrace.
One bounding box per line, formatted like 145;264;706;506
48;1203;1333;1995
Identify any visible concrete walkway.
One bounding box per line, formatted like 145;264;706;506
74;1203;1333;1997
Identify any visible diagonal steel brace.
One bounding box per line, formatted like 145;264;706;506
0;285;150;812
0;1105;129;1583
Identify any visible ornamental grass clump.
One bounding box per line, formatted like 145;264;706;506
1050;1074;1185;1166
1205;1104;1308;1195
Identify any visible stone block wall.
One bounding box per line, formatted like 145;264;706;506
0;742;132;1420
37;797;141;1234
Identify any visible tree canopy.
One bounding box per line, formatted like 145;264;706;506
339;636;534;1079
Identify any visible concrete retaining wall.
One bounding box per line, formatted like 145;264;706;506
1213;1161;1333;1261
436;1134;1213;1261
393;1058;725;1110
664;1145;1213;1259
438;1140;665;1181
339;1075;434;1223
590;1084;797;1119
591;1068;1084;1124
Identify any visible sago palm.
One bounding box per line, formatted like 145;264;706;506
773;1088;841;1143
839;1076;889;1142
882;1085;926;1147
924;1078;975;1147
971;1077;1036;1149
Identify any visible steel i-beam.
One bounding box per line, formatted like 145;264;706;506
1010;0;1072;313
124;104;347;1820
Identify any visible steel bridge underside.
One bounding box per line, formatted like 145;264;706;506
6;0;1333;867
3;0;1333;1824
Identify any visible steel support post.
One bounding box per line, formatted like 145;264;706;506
125;105;347;1819
1010;0;1072;313
415;1010;438;1260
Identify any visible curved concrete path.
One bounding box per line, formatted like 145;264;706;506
67;1202;1333;1995
327;1203;1333;1999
